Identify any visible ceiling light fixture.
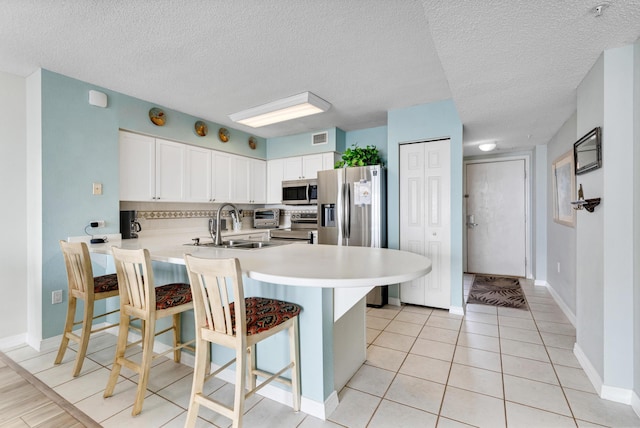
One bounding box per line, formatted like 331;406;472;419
229;92;331;128
478;142;497;152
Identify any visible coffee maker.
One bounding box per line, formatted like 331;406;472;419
120;210;142;239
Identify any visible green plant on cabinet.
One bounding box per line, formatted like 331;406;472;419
334;144;382;168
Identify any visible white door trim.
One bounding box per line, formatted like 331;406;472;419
464;154;532;279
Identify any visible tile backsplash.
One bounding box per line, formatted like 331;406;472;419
119;202;316;233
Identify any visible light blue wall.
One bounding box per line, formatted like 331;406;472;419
634;37;640;408
40;70;266;338
576;53;605;378
533;145;547;283
345;125;388;166
546;113;577;314
267;128;343;159
386;100;464;307
601;45;635;390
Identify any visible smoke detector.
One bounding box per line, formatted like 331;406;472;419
592;3;610;17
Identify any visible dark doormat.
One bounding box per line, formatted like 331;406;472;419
467;274;527;309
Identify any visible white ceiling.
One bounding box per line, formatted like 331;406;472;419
1;1;639;155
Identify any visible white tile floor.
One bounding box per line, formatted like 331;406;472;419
3;275;640;427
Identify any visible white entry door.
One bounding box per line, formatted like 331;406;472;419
466;160;526;276
400;140;451;309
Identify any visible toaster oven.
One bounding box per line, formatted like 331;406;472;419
253;208;280;229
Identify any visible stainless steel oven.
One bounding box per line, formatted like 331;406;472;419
269;212;318;244
282;179;318;205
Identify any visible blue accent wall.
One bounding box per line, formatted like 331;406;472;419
345;125;388;166
386;100;464;307
40;70;266;338
267;128;342;159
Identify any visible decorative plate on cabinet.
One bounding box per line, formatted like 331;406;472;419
194;121;208;136
248;136;257;150
149;108;166;126
218;128;230;142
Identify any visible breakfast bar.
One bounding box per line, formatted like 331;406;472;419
89;234;432;419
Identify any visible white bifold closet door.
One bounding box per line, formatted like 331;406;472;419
400;139;451;309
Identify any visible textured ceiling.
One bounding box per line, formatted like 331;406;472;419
1;0;639;155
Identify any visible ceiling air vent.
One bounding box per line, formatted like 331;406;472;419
312;131;328;146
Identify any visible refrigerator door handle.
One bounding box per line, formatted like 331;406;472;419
344;182;351;239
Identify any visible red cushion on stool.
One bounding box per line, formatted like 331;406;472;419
155;283;193;310
230;297;302;335
94;273;119;293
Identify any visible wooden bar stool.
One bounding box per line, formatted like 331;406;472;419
184;255;301;428
103;247;194;416
54;240;120;377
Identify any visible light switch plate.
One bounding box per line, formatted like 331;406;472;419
93;182;103;195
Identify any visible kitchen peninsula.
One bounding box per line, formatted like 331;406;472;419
89;233;432;419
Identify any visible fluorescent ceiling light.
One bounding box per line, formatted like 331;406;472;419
478;142;497;152
229;92;331;127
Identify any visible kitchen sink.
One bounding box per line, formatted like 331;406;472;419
185;239;282;249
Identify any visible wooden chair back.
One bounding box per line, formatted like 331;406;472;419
59;240;95;298
185;256;247;341
111;247;154;318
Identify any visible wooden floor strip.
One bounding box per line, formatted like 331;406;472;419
0;350;101;427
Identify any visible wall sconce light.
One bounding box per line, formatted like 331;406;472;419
88;90;108;108
229;92;331;128
571;184;601;212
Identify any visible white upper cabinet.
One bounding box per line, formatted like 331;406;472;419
185;145;212;203
267;158;284;204
281;153;337;181
119;131;156;201
155;139;186;202
283;156;304;181
211;151;232;203
250;159;267;204
231;155;251;203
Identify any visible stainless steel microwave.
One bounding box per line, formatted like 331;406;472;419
282;179;318;205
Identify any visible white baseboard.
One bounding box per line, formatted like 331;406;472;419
534;279;547;286
632;391;640;419
574;342;637;407
574;342;604;396
449;306;464;316
601;384;634;404
536;280;576;327
0;333;28;350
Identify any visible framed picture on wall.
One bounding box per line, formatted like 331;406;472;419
552;150;575;227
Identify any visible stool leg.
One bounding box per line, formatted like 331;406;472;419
104;312;130;398
290;318;301;412
232;345;247;428
172;313;181;363
185;333;208;428
54;295;77;366
248;344;257;390
132;314;156;416
72;297;95;377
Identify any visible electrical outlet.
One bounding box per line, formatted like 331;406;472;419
92;182;103;195
52;290;63;304
91;220;105;227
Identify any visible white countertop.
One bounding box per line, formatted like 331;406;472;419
88;231;432;288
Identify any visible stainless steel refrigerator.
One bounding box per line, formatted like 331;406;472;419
317;165;387;306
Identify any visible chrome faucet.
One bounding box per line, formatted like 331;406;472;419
214;203;239;246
